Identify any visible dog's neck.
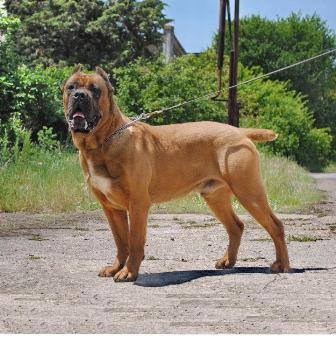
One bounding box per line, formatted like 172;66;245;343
71;100;128;151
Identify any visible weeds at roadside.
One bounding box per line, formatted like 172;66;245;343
251;237;272;242
181;221;216;229
287;234;327;242
28;234;48;241
147;256;159;261
28;254;43;260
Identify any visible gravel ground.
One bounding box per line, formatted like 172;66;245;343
0;173;335;334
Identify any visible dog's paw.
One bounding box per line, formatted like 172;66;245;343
215;256;236;269
98;265;122;277
270;260;292;273
113;267;138;282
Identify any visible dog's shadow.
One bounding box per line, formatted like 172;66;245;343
134;267;328;287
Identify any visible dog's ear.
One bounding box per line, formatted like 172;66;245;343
60;81;65;95
95;66;114;94
72;64;81;75
60;65;81;95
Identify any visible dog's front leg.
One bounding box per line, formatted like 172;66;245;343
99;207;129;277
113;200;150;282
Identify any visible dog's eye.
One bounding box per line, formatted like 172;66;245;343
68;84;75;91
90;84;100;96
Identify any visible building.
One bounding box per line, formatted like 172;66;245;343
162;24;186;63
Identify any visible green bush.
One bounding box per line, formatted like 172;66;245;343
37;126;60;151
0;114;32;165
12;64;72;141
0;11;21;124
113;52;227;124
0;113;60;166
1;11;73;141
238;67;332;170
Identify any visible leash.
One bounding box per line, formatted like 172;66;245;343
103;47;336;144
104;93;217;144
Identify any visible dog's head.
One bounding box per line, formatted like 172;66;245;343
62;66;114;133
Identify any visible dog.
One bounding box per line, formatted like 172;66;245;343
62;66;290;282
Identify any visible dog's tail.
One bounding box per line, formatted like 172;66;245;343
239;128;278;142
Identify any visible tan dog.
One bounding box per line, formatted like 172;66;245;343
62;66;290;282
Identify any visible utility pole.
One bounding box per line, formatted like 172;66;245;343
215;0;227;94
228;0;240;127
228;0;239;127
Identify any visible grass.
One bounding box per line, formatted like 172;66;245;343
0;149;321;213
28;234;48;241
28;254;43;260
287;235;325;242
323;161;336;173
146;255;159;261
0;149;98;212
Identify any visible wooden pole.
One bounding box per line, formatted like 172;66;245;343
214;0;227;104
228;0;240;127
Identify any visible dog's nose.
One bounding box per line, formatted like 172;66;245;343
73;90;86;100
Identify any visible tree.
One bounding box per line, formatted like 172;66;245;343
5;0;169;68
228;13;336;145
0;9;21;123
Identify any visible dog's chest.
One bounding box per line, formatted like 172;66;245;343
81;156;126;208
85;159;111;190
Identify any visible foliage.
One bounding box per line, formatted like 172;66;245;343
0;10;21;123
4;0;169;68
12;64;72;140
0;62;72;141
0;10;71;141
114;51;227;124
239;68;333;170
0;114;32;165
37;126;60;151
114;51;332;170
0;113;59;166
225;13;336;151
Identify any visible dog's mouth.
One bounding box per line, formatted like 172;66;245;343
68;111;89;132
67;110;101;133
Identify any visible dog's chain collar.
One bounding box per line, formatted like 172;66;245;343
103;110;162;145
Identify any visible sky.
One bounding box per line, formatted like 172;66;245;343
164;0;336;53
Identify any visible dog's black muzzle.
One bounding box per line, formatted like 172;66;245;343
67;92;101;133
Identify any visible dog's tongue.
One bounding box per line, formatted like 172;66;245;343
73;112;85;119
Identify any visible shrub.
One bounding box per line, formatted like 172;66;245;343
113;52;228;124
0;11;73;142
37;126;60;151
11;64;73;141
0;114;32;165
238;68;332;170
0;114;59;165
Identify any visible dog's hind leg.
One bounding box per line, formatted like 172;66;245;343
202;188;244;269
233;189;290;272
226;146;290;272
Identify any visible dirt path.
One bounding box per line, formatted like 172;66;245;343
0;174;336;333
